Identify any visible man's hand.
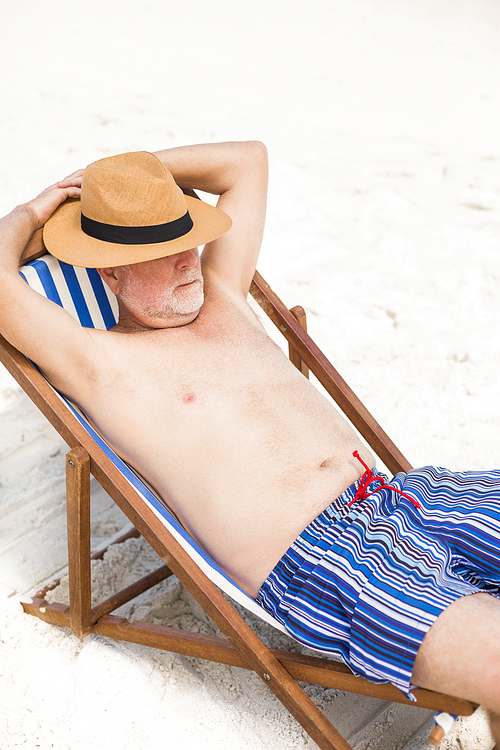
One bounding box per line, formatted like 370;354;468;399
0;169;84;273
29;169;83;229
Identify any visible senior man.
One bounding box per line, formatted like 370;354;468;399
1;141;500;742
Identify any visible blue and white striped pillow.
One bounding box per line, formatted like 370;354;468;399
20;254;118;330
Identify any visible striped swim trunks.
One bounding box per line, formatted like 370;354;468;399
257;465;500;699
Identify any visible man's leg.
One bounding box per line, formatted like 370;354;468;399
412;593;500;743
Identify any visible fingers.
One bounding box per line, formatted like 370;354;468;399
29;168;84;228
57;169;84;188
31;182;81;229
62;185;82;199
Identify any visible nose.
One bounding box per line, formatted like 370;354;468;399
174;247;199;270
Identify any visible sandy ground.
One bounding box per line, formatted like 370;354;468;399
1;0;500;748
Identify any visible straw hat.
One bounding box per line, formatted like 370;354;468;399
43;151;232;268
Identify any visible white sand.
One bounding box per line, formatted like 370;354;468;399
1;0;500;747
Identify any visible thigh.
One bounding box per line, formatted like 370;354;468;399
412;593;500;711
304;503;479;698
400;466;500;580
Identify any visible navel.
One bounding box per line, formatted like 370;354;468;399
320;456;335;469
182;392;197;404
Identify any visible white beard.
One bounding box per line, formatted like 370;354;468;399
120;269;204;320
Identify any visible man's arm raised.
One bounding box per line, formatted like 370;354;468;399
0;174;99;394
153;141;268;296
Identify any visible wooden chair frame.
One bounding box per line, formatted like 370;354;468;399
0;265;476;750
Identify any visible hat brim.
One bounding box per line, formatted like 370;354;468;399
43;195;232;268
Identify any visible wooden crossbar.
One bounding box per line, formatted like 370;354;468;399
22;599;474;716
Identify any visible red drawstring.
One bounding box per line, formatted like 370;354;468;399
348;451;420;509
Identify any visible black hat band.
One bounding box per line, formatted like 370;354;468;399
81;210;194;245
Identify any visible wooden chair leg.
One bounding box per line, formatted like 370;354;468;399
289;305;309;379
66;446;92;639
429;726;444;745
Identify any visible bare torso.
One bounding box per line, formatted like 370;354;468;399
81;278;374;597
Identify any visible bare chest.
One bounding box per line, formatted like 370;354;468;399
79;294;371;595
84;298;305;457
108;307;285;409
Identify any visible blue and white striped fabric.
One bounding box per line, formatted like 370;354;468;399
20;254;289;633
20;255;119;330
258;465;500;699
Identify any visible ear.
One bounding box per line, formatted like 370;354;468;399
96;266;125;295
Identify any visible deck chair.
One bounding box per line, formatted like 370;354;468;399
0;246;477;750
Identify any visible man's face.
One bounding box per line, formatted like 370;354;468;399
114;247;204;328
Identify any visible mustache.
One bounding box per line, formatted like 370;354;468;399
174;270;202;285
